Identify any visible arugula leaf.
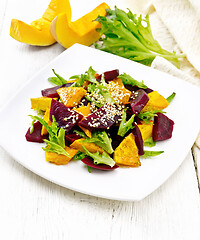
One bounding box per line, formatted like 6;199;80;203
82;131;114;154
34;107;45;116
86;66;98;84
71;66;98;87
48;69;67;85
144;137;156;147
137;110;165;124
95;7;184;68
71;74;86;87
118;110;135;137
86;82;115;107
87;166;92;173
118;73;147;89
43;140;69;156
73;151;87;160
29;115;70;157
73;130;88;138
166;92;176;103
142;150;164;159
82;146;115;167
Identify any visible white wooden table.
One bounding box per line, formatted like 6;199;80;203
1;0;200;239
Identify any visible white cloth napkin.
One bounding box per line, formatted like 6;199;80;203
129;0;200;148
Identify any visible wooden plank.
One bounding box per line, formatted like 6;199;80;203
0;149;200;239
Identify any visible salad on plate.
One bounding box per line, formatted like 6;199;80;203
25;67;175;172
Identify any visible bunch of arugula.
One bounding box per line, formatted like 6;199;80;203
95;7;184;68
29;115;70;157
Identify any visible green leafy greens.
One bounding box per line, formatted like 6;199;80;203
71;66;98;87
118;73;147;89
82;146;115;167
29;115;70;157
118;110;135;137
75;129;114;154
82;131;114;154
48;69;67;85
142;150;164;159
166;92;176;103
95;7;184;67
143;137;156;147
137;110;165;124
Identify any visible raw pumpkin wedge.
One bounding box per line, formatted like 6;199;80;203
50;2;110;48
10;0;71;46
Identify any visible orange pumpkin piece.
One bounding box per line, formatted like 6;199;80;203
141;91;169;112
57;87;86;107
41;108;52;136
114;133;141;167
10;0;72;46
70;138;104;154
75;103;92;138
45;146;78;165
31;97;54;111
50;2;110;48
137;121;153;141
107;81;131;104
112;78;124;86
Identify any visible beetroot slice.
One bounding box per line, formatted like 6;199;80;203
132;124;144;155
78;104;122;131
81;157;119;171
50;99;83;133
124;84;153;93
65;133;81;144
41;82;73;98
96;69;119;82
25;121;47;143
153;113;174;141
130;89;149;115
108;125;123;149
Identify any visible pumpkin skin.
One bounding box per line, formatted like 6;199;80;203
10;0;71;46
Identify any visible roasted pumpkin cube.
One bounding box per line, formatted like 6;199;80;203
70;138;104;154
141;91;169;112
107;81;131;104
114;133;141;167
75;103;91;117
45;146;78;165
41;108;52;136
31;97;54;111
137;121;153;141
57;87;87;107
75;103;92;138
112;78;124;86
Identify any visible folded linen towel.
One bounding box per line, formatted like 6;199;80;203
128;0;200;147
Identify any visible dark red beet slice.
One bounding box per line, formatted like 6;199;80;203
108;125;123;149
50;99;83;133
96;69;119;82
41;82;73;98
132;124;144;155
79;104;122;131
65;133;81;144
130;89;149;115
153;113;174;141
125;84;153;93
25;121;47;143
81;157;119;171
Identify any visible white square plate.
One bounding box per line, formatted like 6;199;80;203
0;44;200;201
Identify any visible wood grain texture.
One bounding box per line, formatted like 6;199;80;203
0;0;200;239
